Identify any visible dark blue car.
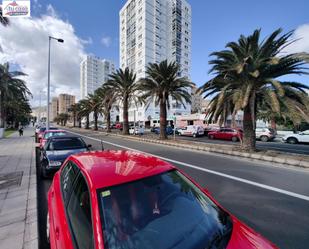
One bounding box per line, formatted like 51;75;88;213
39;135;91;178
154;126;174;135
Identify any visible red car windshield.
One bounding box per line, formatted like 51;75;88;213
98;170;232;249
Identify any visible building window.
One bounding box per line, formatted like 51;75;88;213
138;42;142;48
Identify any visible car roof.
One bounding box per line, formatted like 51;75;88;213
70;150;175;189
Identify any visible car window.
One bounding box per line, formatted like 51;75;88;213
49;137;86;150
67;173;94;249
61;161;80;205
98;170;232;249
44;132;67;139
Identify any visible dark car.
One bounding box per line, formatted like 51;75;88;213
39;135;91;178
154;126;174;135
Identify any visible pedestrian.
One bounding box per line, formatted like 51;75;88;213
18;125;23;136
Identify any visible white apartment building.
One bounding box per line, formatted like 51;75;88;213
80;56;115;99
119;0;192;127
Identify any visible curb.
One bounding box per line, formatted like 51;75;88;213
68;127;309;169
23;146;39;249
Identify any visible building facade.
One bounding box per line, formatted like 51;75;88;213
51;97;58;121
119;0;192;126
58;94;75;114
80;56;115;99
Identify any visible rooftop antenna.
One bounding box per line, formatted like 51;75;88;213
101;140;104;151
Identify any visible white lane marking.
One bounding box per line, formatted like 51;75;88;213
69;130;309;202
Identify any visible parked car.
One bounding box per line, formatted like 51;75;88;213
208;128;243;142
255;127;276;142
129;126;145;135
47;150;278;249
36;127;58;142
154;126;174;135
178;125;204;137
115;123;123;129
204;126;220;136
39;135;91;178
38;130;67;149
282;130;309;144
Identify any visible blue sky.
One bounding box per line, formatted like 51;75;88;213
31;0;309;86
1;0;307;106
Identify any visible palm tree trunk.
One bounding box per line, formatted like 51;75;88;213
0;91;3;128
159;99;167;140
106;111;111;133
94;111;98;131
122;96;129;135
242;105;256;151
86;115;89;129
73;113;76;127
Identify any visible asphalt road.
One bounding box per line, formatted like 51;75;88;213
176;134;309;155
37;128;309;249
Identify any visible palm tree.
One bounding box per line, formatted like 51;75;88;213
78;99;92;129
199;29;309;151
85;93;102;131
0;7;9;26
96;85;118;133
68;103;79;127
138;60;193;139
0;63;31;128
105;68;139;135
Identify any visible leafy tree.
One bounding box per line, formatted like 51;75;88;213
138;60;193;139
55;113;70;126
105;68;139;135
199;29;309;151
0;63;32;128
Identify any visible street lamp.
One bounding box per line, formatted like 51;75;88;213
47;36;64;130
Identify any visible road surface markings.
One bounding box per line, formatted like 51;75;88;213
68;130;309;202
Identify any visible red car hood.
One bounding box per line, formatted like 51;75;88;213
227;217;278;249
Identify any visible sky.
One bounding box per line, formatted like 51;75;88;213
0;0;309;107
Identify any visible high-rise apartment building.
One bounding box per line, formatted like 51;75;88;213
119;0;192;126
58;94;75;114
80;56;115;99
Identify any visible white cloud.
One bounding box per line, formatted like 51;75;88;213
101;36;112;47
0;5;88;107
80;37;93;45
283;24;309;54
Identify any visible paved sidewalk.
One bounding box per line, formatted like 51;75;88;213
0;128;38;249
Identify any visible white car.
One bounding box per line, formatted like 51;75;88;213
255;127;276;142
129;126;145;135
282;130;309;144
178;125;204;138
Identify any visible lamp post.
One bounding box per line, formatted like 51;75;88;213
47;36;64;130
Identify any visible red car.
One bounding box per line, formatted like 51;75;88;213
36;127;58;142
47;151;277;249
38;130;67;149
208;128;243;142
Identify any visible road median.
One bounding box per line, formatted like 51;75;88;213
66;126;309;169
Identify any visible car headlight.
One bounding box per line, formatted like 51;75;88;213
49;161;62;167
